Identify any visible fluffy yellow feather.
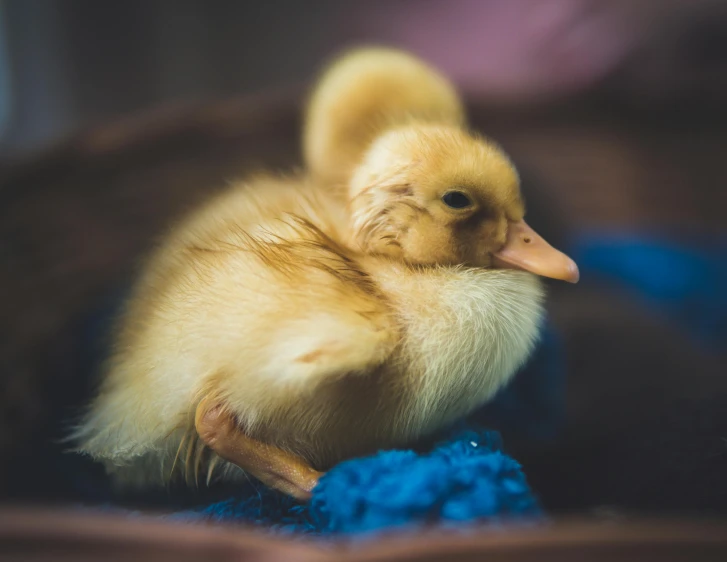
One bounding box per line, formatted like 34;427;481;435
72;47;577;498
304;47;465;190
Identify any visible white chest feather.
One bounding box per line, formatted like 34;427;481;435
378;267;545;432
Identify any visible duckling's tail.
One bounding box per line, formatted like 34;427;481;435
303;47;465;189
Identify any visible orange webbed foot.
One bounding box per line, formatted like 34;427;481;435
195;397;322;500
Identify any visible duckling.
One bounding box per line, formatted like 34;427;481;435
71;47;578;501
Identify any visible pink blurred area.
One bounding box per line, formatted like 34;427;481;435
348;0;727;102
352;0;638;100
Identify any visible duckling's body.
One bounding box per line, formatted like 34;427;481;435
76;175;542;487
73;47;575;497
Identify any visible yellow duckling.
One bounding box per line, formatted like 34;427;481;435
72;47;578;500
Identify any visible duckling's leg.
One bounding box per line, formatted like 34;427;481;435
195;397;322;501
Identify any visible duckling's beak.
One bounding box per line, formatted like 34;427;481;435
492;220;580;283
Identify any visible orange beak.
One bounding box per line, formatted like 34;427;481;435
492;220;580;283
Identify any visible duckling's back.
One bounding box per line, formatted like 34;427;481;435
304;47;465;188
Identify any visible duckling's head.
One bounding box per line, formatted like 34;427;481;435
348;125;579;282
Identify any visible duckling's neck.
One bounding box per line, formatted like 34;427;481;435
366;259;546;435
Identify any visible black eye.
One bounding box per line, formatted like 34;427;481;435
442;190;473;209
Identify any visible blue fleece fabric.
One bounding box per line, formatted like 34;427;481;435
64;230;725;536
170;428;540;536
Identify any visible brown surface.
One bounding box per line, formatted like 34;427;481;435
2;508;727;562
470;104;727;233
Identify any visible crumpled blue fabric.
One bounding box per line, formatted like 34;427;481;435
308;429;539;534
178;427;540;536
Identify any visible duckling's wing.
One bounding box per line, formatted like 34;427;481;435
261;299;396;389
218;217;399;394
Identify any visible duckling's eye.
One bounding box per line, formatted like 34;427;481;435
442;190;473;209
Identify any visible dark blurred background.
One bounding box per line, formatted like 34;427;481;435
0;0;726;520
3;0;727;159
